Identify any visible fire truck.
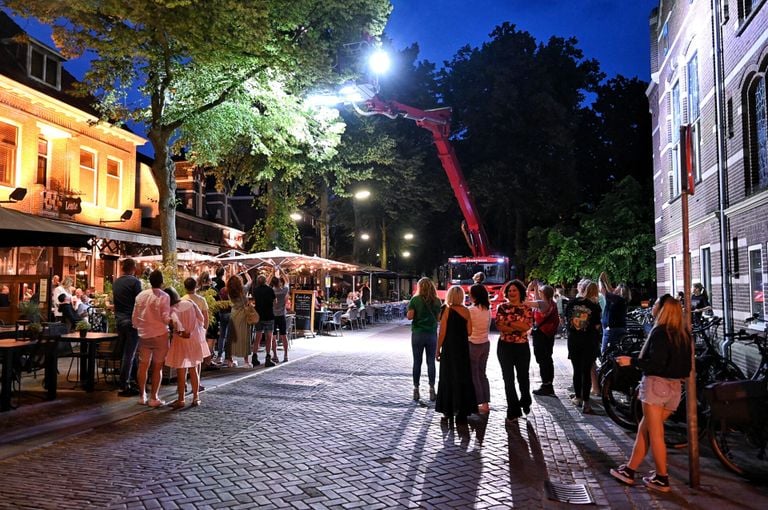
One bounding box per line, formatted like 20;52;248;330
355;94;511;310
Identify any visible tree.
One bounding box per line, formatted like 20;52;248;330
437;23;604;272
5;0;392;264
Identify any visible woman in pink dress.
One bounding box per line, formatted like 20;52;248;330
164;287;207;409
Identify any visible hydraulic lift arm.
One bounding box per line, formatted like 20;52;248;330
355;95;492;257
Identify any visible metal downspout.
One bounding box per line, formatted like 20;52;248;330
712;0;732;334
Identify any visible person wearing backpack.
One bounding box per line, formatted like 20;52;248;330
528;283;559;397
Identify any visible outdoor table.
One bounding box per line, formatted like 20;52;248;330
0;339;32;411
0;338;57;411
60;332;119;392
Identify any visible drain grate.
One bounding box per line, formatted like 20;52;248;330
545;481;595;505
280;378;324;387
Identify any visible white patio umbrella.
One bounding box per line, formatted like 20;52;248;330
216;247;358;273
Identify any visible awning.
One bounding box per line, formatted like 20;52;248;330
0;207;92;247
74;224;221;254
217;247;359;273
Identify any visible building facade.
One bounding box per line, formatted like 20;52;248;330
649;0;767;370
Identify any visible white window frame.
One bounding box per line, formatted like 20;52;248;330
670;255;678;296
686;54;702;183
27;44;61;90
670;82;682;200
748;245;765;320
700;245;712;294
105;157;122;210
79;147;98;205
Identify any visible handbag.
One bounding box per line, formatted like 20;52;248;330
244;304;260;325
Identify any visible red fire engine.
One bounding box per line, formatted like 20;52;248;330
355;94;510;310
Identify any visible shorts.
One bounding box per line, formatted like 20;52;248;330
638;375;682;411
273;315;287;334
138;334;170;366
254;320;274;334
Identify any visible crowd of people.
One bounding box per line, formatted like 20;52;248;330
407;272;695;494
110;258;295;408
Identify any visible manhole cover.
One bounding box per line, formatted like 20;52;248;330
545;481;595;505
280;378;323;387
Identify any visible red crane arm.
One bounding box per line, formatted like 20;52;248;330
362;96;491;257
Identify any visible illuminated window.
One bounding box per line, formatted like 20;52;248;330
749;247;764;320
79;148;97;203
669;82;682;199
0;121;17;186
106;158;121;209
37;137;48;185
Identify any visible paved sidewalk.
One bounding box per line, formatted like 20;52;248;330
0;323;766;509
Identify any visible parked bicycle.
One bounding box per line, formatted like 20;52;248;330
705;315;768;479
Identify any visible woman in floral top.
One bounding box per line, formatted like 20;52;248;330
495;279;534;426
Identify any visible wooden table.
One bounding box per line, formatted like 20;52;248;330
60;332;119;392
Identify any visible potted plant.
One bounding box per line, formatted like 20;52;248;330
27;321;43;339
75;319;91;338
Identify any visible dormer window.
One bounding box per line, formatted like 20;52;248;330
28;43;61;90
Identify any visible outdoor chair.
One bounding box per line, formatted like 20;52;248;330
285;315;297;343
322;311;343;336
96;335;124;385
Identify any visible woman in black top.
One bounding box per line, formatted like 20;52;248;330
609;295;692;493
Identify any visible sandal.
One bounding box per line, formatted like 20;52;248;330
170;399;186;410
191;398;201;407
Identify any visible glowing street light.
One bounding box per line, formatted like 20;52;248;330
354;189;371;200
360;233;370;240
369;49;391;76
403;232;414;240
289;212;302;221
402;251;411;258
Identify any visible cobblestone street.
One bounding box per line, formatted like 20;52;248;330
0;322;766;509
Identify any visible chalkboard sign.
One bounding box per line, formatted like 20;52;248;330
291;290;315;333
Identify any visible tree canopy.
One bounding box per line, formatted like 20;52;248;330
5;0;392;263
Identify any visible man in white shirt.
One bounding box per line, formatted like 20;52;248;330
131;269;171;407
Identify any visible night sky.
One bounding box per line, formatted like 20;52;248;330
386;0;659;79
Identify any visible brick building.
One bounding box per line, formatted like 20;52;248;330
648;1;767;369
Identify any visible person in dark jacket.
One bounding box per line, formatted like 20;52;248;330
114;257;143;396
609;295;692;493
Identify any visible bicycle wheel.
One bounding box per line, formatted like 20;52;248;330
602;367;639;430
709;419;768;479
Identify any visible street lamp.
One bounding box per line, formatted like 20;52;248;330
360;233;370;240
403;232;414;240
354;189;371;200
289;212;302;221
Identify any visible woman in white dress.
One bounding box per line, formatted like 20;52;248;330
164;287;207;409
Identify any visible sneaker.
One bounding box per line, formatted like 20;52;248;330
642;473;670;493
118;387;140;397
609;464;635;486
264;359;275;368
413;387;420;401
148;399;166;408
533;385;555;396
252;355;261;366
429;386;436;401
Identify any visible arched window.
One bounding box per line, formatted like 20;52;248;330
747;74;768;194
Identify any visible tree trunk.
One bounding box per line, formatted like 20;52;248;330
149;129;178;267
319;183;329;259
380;217;388;270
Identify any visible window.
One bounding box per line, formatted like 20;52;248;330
79;148;97;204
670;82;682;199
28;45;60;89
740;0;764;19
670;256;678;296
37;137;48;185
106;158;121;209
701;246;712;298
0;121;17;186
748;247;764;320
661;21;670;56
747;74;768;193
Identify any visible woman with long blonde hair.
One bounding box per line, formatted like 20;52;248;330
565;280;602;414
610;297;691;493
435;285;475;424
407;277;442;401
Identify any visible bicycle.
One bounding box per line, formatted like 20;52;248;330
599;332;645;430
705;316;768;479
